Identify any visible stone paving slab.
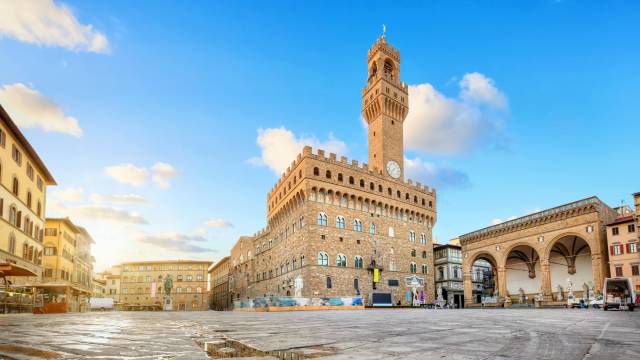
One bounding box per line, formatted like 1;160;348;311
0;309;638;359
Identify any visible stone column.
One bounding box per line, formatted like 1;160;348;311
497;267;507;303
463;272;473;306
591;253;603;293
541;259;552;301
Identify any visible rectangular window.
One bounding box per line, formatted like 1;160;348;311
0;129;5;148
37;176;43;191
629;224;636;233
26;163;34;180
612;227;619;236
630;243;638;254
632;264;639;276
11;144;22;165
45;228;57;236
613;244;622;255
615;266;623;277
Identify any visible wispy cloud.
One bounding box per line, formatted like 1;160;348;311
0;0;109;53
48;200;148;225
104;162;179;189
0;83;83;137
136;233;215;253
405;72;508;155
249;127;347;175
404;157;471;189
204;218;233;229
52;187;85;202
151;162;178;189
90;193;148;205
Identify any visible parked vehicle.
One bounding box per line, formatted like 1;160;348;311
603;277;635;311
589;294;604;309
90;297;114;311
567;295;579;308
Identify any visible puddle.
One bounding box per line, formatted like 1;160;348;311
0;344;62;359
198;338;337;359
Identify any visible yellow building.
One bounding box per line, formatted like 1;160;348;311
40;218;92;312
92;277;106;297
208;256;230;310
120;260;211;311
0;104;56;286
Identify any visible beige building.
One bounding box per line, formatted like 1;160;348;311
460;197;617;307
120;260;211;311
41;218;93;312
606;198;639;292
0;104;56;285
92;277;106;297
208;256;230;310
229;35;437;307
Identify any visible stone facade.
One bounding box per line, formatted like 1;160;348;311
229;35;437;306
460;197;617;306
208;256;231;310
120;260;211;311
0;104;56;285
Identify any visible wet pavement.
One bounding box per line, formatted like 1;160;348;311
0;308;639;359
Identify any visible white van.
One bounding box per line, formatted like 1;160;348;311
602;277;635;311
90;297;114;311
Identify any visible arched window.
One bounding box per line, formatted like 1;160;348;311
336;254;346;267
422;251;427;259
326;276;332;289
338;173;343;182
369;182;374;190
420;233;427;244
325;170;331;179
410;262;417;274
354;256;363;269
313;167;319;176
370;223;376;234
300;255;305;266
317;252;328;266
9;205;17;226
409;231;416;242
349;176;354;185
378;185;383;192
397;190;401;198
8;232;16;254
388;227;395;237
12;177;19;196
336;216;345;229
411;249;416;257
359;179;365;187
26;192;32;208
299;215;304;227
317;212;328;226
353;219;362;232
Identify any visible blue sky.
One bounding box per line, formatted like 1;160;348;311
0;1;638;271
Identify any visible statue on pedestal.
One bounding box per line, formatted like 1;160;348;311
556;284;563;301
294;275;303;298
518;287;525;304
566;278;574;297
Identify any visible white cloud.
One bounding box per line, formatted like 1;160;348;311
404;72;508;155
251;127;347;175
48;200;148;225
90;193;147;205
404;157;470;189
136;233;215;254
52;187;84;202
204;218;233;229
0;0;109;53
0;83;83;137
151;162;178;189
104;164;148;187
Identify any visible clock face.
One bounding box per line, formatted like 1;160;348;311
386;160;401;179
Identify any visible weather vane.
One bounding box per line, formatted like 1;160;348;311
382;24;387;37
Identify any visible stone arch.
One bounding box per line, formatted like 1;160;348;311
544;232;596;299
503;243;543;299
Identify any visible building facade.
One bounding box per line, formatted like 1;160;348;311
120;260;211;311
606;200;639;292
0;104;56;285
460;197;616;307
208;256;230;310
229;35;437;307
42;218;93;311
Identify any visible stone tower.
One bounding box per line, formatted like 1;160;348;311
362;35;409;181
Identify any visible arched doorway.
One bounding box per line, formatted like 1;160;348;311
504;245;541;304
468;253;497;304
548;235;594;301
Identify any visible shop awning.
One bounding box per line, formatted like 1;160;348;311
0;262;38;277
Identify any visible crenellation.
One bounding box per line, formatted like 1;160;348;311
329;152;337;161
340;156;347;164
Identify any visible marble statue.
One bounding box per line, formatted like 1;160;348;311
566;278;574;297
582;282;590;300
556;284;563;301
294;275;303;298
518;287;525;304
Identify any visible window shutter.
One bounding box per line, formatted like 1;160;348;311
610;245;614;255
626;243;631;253
620;245;625;254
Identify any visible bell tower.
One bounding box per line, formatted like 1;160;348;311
362;34;408;181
